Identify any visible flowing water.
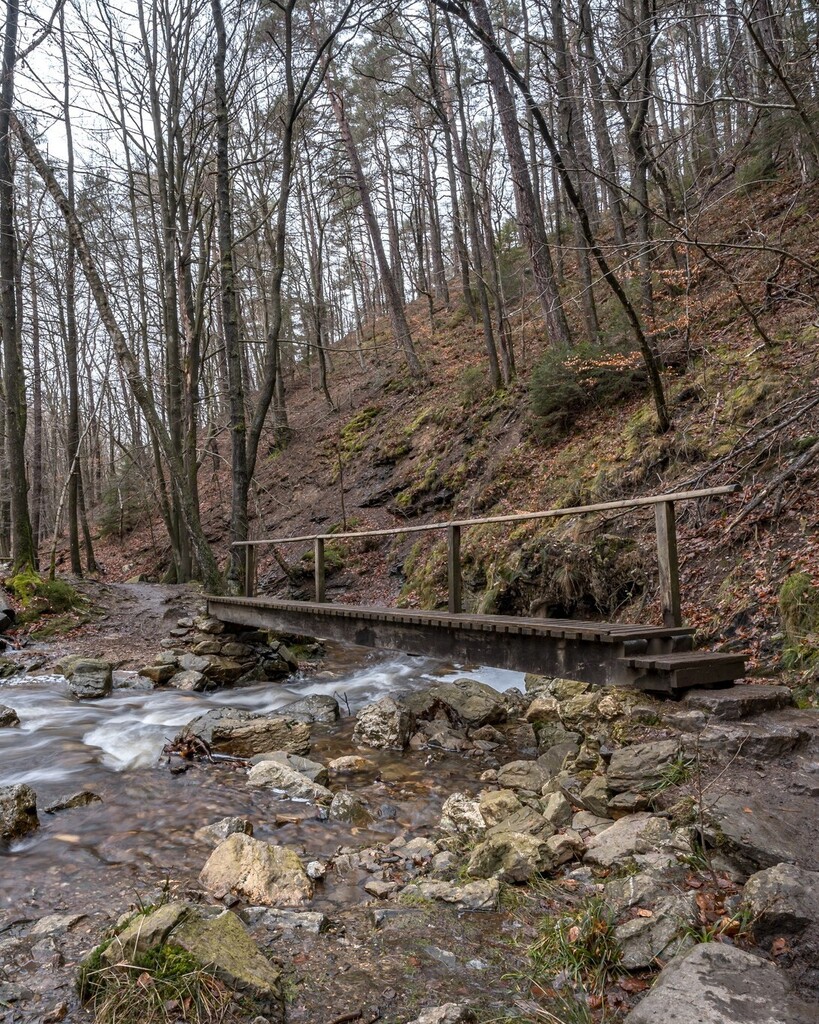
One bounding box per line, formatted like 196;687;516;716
0;646;525;922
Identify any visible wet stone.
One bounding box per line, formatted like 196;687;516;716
43;791;101;814
0;704;19;727
0;783;39;841
195;816;254;845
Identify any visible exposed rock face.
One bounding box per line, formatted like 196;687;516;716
407;678;507;728
97;902;282;1018
353;697;415;749
743;862;819;943
625;942;817;1024
439;793;486;834
606;740;680;794
0;704;19;727
401;879;500;911
195;817;254;845
246;761;333;804
179;707;311;757
66;659;112;700
0;784;39;840
199;834;313;906
467;831;554;883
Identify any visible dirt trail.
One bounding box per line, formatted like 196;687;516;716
33;581;204;671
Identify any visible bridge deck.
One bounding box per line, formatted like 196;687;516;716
206;595;745;694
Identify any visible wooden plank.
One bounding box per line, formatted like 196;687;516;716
230;485;740;547
314;538;326;604
655;500;682;628
448;524;462;614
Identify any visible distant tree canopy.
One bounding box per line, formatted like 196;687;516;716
0;0;816;583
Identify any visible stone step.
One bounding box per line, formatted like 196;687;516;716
681;683;793;720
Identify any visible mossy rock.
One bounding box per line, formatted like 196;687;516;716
779;572;819;669
6;569;82;616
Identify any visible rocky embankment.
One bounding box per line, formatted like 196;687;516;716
1;611;818;1023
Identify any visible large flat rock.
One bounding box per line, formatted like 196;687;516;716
625;942;817;1023
682;685;793;720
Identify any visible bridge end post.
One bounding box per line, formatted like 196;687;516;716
448;524;462;614
314;537;326;603
654;500;682;627
244;545;256;598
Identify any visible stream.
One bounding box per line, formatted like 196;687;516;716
0;646;525;922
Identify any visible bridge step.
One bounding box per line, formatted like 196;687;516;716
623;651;746;690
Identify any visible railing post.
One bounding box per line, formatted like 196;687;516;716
314;537;326;603
654;501;682;627
244;545;256;598
448;524;462;614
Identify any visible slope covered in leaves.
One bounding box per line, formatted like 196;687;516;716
80;174;819;680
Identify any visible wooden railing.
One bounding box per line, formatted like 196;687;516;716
232;485;740;628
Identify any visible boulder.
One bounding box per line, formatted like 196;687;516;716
537;738;581;777
201;655;245;685
353;697;414;749
579;775;610;817
439;793;486;834
524;694;561;724
246;761;332;804
249;751;328;785
328;791;374;826
406;678;507;728
66;659;112;700
43;791;101;814
467;831;554;883
584;814;690;869
702;792;816;874
138;663;176;685
624;942;817;1024
278;694;340;724
682;684;794;720
179;707;311;757
169;669;210;691
697;718;812;759
743;862;819;943
195;817;254;845
0;705;19;728
0;783;38;841
546;830;585;865
606;739;680;794
496;759;547;793
541;792;573;829
478;789;522;827
401;879;500;911
487;806;554;839
199;834;313;906
98;902;282;1017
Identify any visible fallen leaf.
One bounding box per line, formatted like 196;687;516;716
635;908;653;918
567;925;581;943
619;977;650;993
771;937;790;957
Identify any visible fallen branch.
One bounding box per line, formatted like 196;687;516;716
728;436;819;531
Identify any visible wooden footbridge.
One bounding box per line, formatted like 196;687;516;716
207;486;746;694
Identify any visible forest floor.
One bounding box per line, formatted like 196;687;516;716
41;172;819;686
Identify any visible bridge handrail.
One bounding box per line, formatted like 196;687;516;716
235;483;740;627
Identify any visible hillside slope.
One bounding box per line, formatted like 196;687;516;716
75;176;819;682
